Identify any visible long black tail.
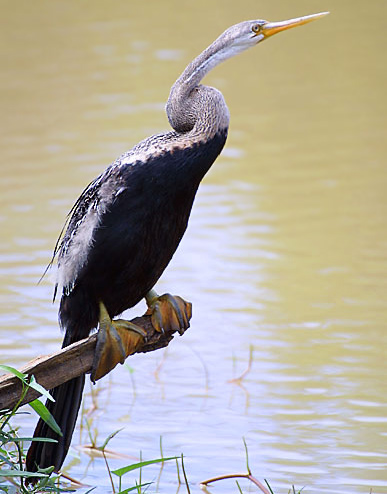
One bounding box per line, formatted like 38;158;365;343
25;313;89;474
25;373;85;473
26;287;99;473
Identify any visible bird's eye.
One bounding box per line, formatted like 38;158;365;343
252;23;262;34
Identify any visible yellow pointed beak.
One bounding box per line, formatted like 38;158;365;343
262;12;329;38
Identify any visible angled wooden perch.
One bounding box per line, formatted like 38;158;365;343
0;313;189;412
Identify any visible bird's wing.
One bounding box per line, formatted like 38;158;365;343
52;164;127;299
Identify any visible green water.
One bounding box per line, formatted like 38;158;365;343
1;1;386;492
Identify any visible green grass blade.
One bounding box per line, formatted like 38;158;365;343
117;483;153;494
112;456;178;477
180;453;191;494
28;376;55;402
0;469;48;478
29;400;62;436
264;479;275;494
0;365;26;381
242;437;250;474
10;436;57;443
0;452;13;467
0;366;54;402
100;427;124;450
236;480;244;493
0;364;27;382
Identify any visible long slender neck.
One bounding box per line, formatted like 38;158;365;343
166;34;233;136
177;35;234;92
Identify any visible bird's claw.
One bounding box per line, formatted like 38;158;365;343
91;302;147;383
114;318;149;343
146;293;192;335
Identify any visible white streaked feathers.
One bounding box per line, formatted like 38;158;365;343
54;128;209;296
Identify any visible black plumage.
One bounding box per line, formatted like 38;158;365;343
26;130;227;473
59;130;227;340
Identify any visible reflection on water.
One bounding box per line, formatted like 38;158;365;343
1;1;387;493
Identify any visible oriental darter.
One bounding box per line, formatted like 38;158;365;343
26;12;328;474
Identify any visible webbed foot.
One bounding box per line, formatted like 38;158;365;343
91;301;147;383
145;290;192;335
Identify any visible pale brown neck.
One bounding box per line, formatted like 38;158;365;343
166;34;232;137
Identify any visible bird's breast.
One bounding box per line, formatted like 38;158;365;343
57;127;228;311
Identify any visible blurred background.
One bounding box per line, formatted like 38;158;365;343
1;1;386;492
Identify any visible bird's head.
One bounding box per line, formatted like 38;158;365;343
219;12;329;55
168;11;329;131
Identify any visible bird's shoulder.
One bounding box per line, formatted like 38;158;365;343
52;130;182;296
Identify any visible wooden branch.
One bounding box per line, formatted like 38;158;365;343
0;314;187;412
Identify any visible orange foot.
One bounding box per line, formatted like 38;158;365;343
145;290;192;335
91;301;147;383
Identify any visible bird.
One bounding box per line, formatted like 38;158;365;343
26;12;328;476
